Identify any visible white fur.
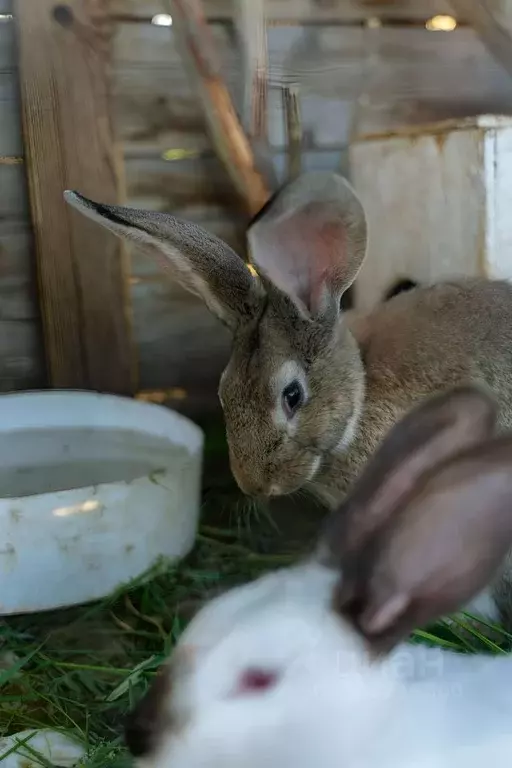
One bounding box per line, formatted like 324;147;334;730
307;454;322;481
136;561;512;768
335;372;366;454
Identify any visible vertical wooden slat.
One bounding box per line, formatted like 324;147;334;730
282;84;302;181
15;0;135;394
165;0;271;217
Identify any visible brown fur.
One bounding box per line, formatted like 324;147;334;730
315;278;512;505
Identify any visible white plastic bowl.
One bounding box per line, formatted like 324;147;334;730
0;390;204;615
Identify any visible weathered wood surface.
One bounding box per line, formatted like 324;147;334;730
0;222;40;322
113;23;512;153
132;277;231;393
112;21;238;151
124;153;243;397
110;11;512;404
109;0;458;22
9;0;512;411
164;0;271;216
0;14;45;392
451;0;512;78
1;74;23;157
350;116;512;311
0;222;45;390
124;149;346;215
0;22;22;159
16;0;135;394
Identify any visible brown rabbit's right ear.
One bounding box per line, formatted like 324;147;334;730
64;191;264;332
247;172;367;322
319;385;497;566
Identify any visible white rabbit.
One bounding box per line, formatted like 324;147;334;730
124;385;512;768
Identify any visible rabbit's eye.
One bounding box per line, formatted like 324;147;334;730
282;380;304;417
236;668;279;695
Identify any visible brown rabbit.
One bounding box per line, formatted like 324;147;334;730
64;173;512;620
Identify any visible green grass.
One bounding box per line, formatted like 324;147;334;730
1;427;511;767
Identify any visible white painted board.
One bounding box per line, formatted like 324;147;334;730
349;115;512;310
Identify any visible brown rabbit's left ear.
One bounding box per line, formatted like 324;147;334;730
247;172;367;321
335;435;512;654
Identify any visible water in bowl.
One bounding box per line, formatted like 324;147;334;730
0;427;192;498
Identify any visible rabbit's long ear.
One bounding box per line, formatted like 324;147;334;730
320;385;497;565
64;191;264;332
247;172;367;321
335;434;512;654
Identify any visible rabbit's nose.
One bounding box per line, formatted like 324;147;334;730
125;671;171;757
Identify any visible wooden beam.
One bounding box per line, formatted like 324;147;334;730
108;0;459;23
450;0;512;78
15;0;135;394
235;0;268;141
164;0;271;216
282;84;302;180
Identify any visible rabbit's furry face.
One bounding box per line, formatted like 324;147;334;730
64;172;368;498
125;562;387;768
219;292;365;496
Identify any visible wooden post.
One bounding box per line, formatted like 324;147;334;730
164;0;271;218
235;0;268;143
15;0;135;394
282;84;303;181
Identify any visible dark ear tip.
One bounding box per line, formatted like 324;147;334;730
63;190;121;224
63;189;93;209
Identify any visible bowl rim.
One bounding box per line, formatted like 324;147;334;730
0;389;204;454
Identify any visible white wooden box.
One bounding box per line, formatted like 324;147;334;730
349;115;512;311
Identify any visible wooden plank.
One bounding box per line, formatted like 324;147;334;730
451;0;512;77
0;319;45;391
108;0;457;23
0;15;15;69
0;165;29;219
112;23;512;100
349;116;512;310
483;118;512;280
351;126;485;310
0;74;23;157
163;0;270;217
16;0;135;394
0;212;45;391
266;25;512;101
113;24;512;151
0;221;40;321
123;147;346;219
124;154;242;215
112;21;238;147
131;276;231;393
